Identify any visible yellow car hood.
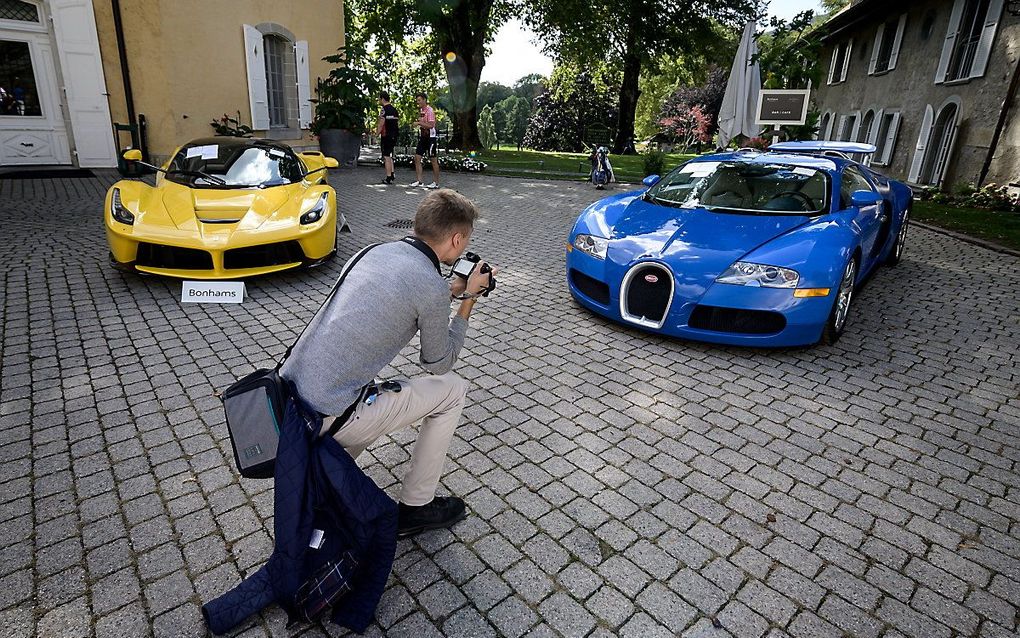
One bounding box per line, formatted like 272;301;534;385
160;181;296;231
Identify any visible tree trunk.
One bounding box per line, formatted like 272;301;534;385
435;0;490;150
614;23;642;154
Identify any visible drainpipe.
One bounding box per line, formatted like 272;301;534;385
110;0;136;142
978;47;1020;186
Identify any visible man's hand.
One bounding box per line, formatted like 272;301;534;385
449;276;467;298
466;263;499;297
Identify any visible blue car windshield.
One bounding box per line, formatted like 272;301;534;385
166;143;304;188
646;161;829;214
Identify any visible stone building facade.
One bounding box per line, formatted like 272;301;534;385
814;0;1019;190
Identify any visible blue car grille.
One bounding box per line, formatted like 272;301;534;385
688;305;786;335
570;269;610;305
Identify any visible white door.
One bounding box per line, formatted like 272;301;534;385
0;26;72;164
49;0;116;167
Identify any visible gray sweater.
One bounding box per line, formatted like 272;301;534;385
280;240;468;415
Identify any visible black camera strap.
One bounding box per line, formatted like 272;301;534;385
400;235;441;274
275;243;380;371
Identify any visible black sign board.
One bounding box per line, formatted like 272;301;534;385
755;90;810;125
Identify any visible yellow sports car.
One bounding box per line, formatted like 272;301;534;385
105;137;345;279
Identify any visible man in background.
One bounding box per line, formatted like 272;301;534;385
410;93;440;190
378;92;399;185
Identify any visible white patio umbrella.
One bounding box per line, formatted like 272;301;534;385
717;21;762;149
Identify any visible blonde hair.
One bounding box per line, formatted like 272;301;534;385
414;189;478;241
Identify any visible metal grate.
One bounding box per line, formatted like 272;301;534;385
385;219;414;229
0;0;39;21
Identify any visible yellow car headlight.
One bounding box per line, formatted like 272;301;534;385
300;193;329;225
110;188;135;225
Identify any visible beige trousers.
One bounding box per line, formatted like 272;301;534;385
322;372;468;506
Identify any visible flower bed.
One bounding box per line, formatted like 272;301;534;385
378;154;487;173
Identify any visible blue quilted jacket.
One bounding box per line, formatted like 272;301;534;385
202;394;398;634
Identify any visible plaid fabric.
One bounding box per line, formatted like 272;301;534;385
294;551;360;623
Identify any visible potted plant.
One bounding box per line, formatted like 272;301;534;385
311;43;379;167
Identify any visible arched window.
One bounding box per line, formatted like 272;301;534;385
242;23;311;133
263;34;289;127
919;101;960;186
858;109;876;144
818;112;833;141
0;0;39;22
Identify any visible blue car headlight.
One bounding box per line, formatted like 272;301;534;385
110;188;134;225
717;261;799;288
300;193;329;225
573;234;608;260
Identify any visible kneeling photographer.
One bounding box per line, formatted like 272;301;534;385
281;189;496;538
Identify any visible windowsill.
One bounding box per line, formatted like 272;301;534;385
940;77;975;86
870;68;892;77
263;127;302;140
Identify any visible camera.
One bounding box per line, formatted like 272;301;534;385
451;252;496;296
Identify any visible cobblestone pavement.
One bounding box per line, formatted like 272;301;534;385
1;167;1018;638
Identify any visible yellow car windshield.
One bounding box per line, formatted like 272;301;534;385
167;143;304;188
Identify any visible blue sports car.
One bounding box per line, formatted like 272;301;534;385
566;142;912;347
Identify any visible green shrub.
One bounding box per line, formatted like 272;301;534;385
643;149;666;177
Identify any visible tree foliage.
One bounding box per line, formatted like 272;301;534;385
754;10;825;90
525;0;761;152
658;105;711;149
633;23;737;139
522;64;618;152
658;67;728;140
349;0;515;148
502;96;531;146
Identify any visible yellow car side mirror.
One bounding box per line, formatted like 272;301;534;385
123;149;142;161
324;157;339;169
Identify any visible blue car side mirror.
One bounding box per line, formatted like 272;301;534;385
850;190;882;207
642;174;660;187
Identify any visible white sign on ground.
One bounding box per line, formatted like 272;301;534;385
181;281;245;304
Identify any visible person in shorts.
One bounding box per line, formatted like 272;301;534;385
410;93;440;189
378;92;399;185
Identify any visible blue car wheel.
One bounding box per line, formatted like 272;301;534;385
822;258;857;345
886;208;909;266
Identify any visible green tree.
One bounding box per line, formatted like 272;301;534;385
351;0;514;149
491;96;513;140
634;23;737;139
525;0;760;153
513;73;546;104
478;104;497;148
505;97;530;148
755;11;824;89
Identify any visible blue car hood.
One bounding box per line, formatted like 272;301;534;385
606;197;811;296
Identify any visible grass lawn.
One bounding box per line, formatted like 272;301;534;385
472;148;696;182
912;201;1020;252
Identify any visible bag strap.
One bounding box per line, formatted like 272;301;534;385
276;243;381;370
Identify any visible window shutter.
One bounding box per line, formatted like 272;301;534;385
932;108;961;187
824;113;835;140
841;40;853;81
850;112;862;142
881;112;901;165
908;105;934;183
828;48;839;84
971;0;1004;79
936;0;966;83
869;24;884;75
295;40;312;129
868;109;883;146
888;14;907;71
243;25;270;130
